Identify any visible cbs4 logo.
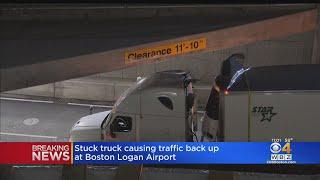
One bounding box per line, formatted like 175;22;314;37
270;142;291;154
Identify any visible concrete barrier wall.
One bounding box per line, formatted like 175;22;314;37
3;84;55;98
54;80;115;101
1;79;133;103
2;79;212;108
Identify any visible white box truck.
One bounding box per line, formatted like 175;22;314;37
201;54;320;142
70;70;197;142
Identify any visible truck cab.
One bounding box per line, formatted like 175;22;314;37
70;70;197;142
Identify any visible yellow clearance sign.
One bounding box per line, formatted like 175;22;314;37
125;38;206;64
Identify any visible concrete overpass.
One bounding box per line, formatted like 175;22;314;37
1;4;320;178
0;4;319;92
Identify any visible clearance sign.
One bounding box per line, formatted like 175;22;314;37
125;38;206;64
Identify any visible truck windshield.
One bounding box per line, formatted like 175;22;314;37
101;112;112;129
114;77;146;109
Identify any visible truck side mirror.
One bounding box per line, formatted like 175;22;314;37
186;93;195;110
110;116;132;136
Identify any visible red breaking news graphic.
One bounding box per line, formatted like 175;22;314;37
0;142;72;164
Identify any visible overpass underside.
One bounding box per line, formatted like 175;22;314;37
0;4;319;92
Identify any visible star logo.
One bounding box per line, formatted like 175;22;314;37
261;111;277;122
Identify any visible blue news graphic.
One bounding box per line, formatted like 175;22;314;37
72;142;320;164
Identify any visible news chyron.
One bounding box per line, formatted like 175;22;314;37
267;138;295;164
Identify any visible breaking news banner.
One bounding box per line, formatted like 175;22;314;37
0;142;72;164
0;142;320;164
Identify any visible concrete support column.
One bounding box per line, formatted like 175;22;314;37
311;6;320;64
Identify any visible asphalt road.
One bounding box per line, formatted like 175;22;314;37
0;98;111;141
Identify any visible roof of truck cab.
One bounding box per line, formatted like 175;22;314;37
139;70;190;90
228;64;320;91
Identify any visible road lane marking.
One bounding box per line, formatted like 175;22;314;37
0;97;54;103
23;118;40;126
67;102;113;108
0;132;57;139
